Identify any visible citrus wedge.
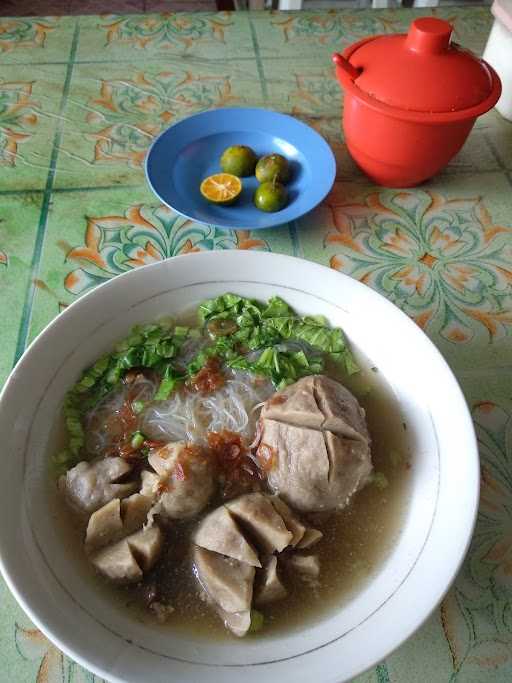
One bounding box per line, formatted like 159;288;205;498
200;173;242;206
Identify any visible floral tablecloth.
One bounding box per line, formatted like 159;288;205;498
1;7;511;682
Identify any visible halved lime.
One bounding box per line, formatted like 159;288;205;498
200;173;242;206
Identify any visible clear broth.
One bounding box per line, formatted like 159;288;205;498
50;346;411;640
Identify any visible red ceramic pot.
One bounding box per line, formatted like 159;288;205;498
333;17;502;187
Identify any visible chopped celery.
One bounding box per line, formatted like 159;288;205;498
130;431;145;450
249;609;264;633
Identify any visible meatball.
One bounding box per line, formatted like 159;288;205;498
257;375;372;512
58;457;137;515
147;442;215;521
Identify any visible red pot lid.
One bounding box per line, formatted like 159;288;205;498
345;17;496;113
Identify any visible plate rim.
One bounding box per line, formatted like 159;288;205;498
0;251;479;683
144;107;337;231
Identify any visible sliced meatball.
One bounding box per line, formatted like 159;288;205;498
126;526;163;572
255;556;287;606
260;420;330;512
59;457;137;515
90;526;163;583
85;498;124;553
262;419;370;512
86;493;154;552
148;442;215;521
296;527;323;549
262;375;324;430
217;608;251;638
258;375;372;512
226;493;292;553
121;493;153;535
286;553;320;584
90;539;142;584
286;554;320;581
140;470;160;500
194;506;260;568
261;375;369;440
314;375;370;441
193;546;255;614
269;496;306;546
324;431;372;504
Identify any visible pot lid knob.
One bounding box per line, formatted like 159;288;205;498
405;17;452;55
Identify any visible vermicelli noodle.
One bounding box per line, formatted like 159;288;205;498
142;370;273;444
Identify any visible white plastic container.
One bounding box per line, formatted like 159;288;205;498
483;0;512;120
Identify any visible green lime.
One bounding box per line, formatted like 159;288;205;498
255;153;291;184
254;181;288;213
220;145;257;177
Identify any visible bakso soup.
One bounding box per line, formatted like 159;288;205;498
54;294;410;637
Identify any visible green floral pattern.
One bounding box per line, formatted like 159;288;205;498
286;70;343;147
441;402;512;678
327;189;512;342
15;623;104;682
99;13;233;51
271;9;401;45
0;8;511;683
64;203;268;296
0;17;58;52
270;7;492;48
86;69;237;167
0;80;38;166
442;6;495;36
291;72;340;110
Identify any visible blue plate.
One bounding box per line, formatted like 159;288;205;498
145;108;336;230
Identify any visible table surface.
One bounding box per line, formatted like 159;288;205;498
1;7;512;683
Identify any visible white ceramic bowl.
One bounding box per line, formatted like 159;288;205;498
0;251;478;683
